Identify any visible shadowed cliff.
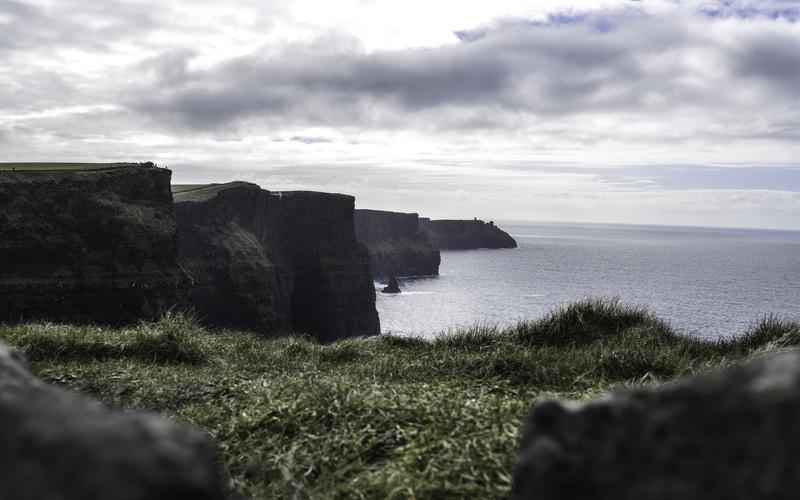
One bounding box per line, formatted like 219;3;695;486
354;209;440;279
420;218;517;250
0;163;185;324
174;182;379;341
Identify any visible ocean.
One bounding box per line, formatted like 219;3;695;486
375;222;800;339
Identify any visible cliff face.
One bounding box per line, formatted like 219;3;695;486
354;209;440;279
419;218;517;250
174;183;379;341
0;165;185;324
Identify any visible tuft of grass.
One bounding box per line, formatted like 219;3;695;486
3;311;206;365
0;298;797;499
512;298;673;346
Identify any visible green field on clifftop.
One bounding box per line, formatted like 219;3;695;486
1;299;798;500
0;162;144;172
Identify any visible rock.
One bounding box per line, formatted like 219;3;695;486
419;218;517;250
381;276;401;294
512;351;800;500
174;183;379;341
0;341;225;500
0;163;186;324
354;209;440;278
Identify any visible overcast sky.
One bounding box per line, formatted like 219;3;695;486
2;0;800;229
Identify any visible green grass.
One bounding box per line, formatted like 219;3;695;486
0;298;797;499
0;162;148;172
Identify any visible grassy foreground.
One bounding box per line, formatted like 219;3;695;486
1;299;798;499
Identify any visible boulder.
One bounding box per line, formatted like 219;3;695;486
0;341;225;500
512;351;800;500
0;163;186;324
419;218;517;250
354;209;440;278
174;183;379;341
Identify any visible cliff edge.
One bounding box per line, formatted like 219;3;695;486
419;218;517;250
0;163;185;324
174;183;379;341
354;209;440;279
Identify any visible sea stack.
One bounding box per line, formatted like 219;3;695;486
381;276;401;294
0;163;186;325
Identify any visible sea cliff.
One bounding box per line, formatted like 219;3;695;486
0;163;185;324
354;209;440;278
420;218;517;250
174;183;379;341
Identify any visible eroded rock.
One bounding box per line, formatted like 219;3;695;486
0;341;225;500
512;351;800;500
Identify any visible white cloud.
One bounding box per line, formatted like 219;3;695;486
2;0;800;228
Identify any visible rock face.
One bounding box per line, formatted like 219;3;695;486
0;341;225;500
174;183;379;341
354;209;440;278
419;218;517;250
512;352;800;500
0;164;185;324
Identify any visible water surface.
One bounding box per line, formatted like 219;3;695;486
376;222;800;339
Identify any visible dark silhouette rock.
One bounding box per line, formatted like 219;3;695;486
354;209;440;278
512;351;800;500
0;164;186;324
0;341;225;500
419;218;517;250
382;276;401;294
174;183;379;342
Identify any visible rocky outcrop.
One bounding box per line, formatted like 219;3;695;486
0;164;185;324
0;341;225;500
354;209;440;278
382;276;401;294
512;351;800;500
174;183;379;341
419;218;517;250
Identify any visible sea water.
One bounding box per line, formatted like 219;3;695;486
375;222;800;340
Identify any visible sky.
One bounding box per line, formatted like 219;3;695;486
2;0;800;229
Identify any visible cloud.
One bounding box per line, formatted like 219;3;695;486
0;0;157;53
121;3;800;147
289;136;334;144
3;0;800;228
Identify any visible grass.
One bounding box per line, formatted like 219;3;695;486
0;298;797;499
0;162;150;172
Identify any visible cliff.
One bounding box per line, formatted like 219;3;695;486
174;183;379;341
0;163;185;324
354;209;440;278
419;218;517;250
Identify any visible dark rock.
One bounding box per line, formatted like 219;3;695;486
512;351;800;500
382;276;401;294
419;218;517;250
354;209;440;278
0;341;225;500
174;183;379;341
0;165;186;324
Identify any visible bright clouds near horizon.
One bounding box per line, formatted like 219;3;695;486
2;0;800;229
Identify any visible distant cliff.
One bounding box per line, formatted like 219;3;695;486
0;164;185;324
354;209;440;278
419;218;517;250
174;183;379;342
